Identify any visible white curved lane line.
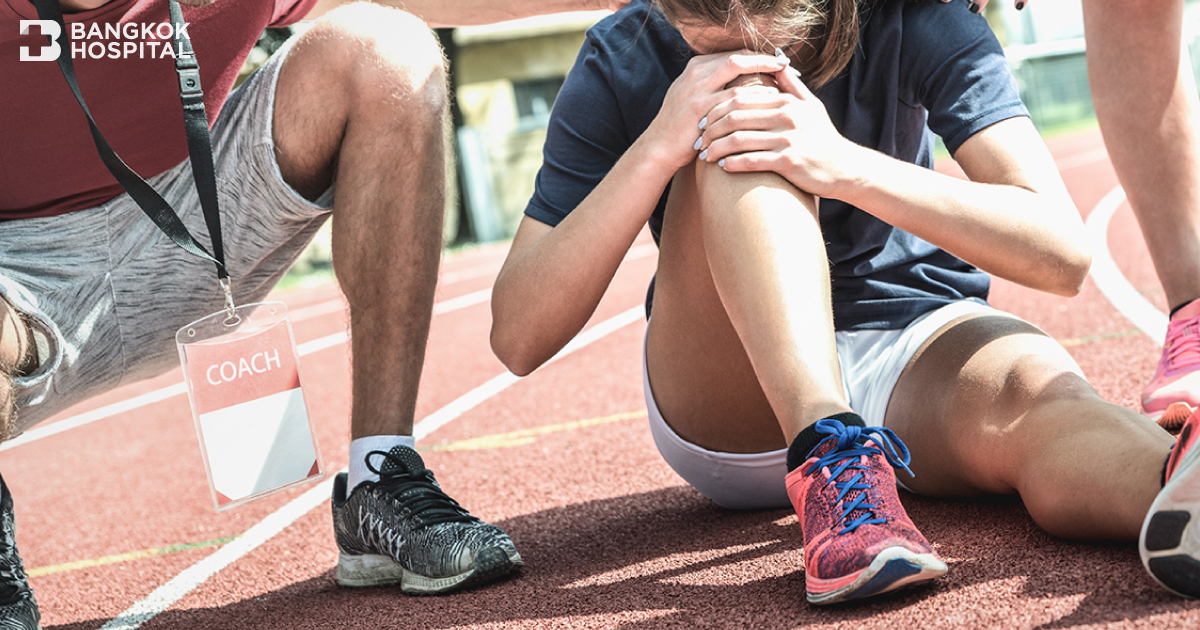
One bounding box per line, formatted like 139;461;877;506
1084;185;1168;344
98;305;647;630
0;289;492;453
4;245;661;453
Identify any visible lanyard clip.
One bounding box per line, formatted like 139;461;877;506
220;277;236;321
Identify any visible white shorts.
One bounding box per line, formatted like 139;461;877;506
643;298;1009;510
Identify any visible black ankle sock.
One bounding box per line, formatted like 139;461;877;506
786;412;866;472
1163;450;1173;488
1170;298;1199;319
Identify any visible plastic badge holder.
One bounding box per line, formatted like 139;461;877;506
176;302;324;511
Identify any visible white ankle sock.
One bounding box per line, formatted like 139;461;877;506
348;435;416;490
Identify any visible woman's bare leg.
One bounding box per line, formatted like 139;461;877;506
646;162;848;451
885;314;1173;540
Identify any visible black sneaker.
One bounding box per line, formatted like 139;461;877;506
0;475;38;630
331;446;522;594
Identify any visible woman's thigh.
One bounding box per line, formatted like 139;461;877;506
645;164;788;454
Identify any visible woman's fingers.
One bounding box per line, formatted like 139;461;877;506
692;50;790;93
703;88;789;129
700;130;788;162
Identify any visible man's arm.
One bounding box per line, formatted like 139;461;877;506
307;0;630;27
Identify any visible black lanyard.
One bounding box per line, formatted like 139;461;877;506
31;0;233;313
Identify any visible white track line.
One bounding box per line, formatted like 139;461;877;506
98;477;334;630
1084;185;1168;344
4;245;661;452
0;288;491;453
98;305;646;630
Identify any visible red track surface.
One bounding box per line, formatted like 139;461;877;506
11;127;1200;629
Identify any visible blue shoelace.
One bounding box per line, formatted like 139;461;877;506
801;419;915;535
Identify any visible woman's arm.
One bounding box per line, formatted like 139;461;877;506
699;66;1091;296
491;50;790;375
491;139;673;376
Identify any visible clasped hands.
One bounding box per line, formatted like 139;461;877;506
649;47;860;199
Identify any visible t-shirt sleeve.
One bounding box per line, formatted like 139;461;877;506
271;0;321;27
905;4;1028;156
525;34;632;227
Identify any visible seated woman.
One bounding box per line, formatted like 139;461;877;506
490;0;1197;605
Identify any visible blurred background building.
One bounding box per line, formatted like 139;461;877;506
255;0;1200;283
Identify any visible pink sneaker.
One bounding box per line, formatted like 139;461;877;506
1140;406;1200;598
1143;300;1200;428
786;420;946;605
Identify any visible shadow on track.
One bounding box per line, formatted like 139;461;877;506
50;486;1200;630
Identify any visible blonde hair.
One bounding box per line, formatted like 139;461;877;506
652;0;863;88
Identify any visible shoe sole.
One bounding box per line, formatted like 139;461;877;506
807;546;946;605
336;547;523;595
1141;430;1200;598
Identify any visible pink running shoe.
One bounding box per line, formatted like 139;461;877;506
1143;301;1200;427
786;420;947;605
1141;405;1200;598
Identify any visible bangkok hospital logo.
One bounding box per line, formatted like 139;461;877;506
19;20;190;61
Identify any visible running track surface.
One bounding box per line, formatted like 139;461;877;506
11;127;1200;630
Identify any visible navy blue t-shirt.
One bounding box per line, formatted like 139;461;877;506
525;0;1029;330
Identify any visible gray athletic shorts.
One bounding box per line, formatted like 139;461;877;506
1;38;333;432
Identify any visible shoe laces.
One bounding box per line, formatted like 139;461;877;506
366;450;479;527
1165;316;1200;372
803;419;914;535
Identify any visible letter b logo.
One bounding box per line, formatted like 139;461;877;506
19;20;61;61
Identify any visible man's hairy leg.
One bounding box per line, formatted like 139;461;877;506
0;300;35;443
272;3;446;438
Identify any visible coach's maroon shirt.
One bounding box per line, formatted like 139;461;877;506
0;0;317;219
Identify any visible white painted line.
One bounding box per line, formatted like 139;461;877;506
0;384;189;452
416;305;644;439
2;288;494;453
4;242;661;452
287;299;345;323
99;476;335;630
98;305;647;630
1085;185;1168;344
433;288;492;315
284;243;654;329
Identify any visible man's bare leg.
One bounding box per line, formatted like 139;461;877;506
268;4;521;593
0;300;36;443
1084;0;1200;425
273;4;445;440
1085;0;1200;312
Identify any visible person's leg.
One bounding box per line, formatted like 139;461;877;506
0;301;35;443
646;162;944;605
269;3;520;593
273;4;444;441
647;163;847;452
1083;0;1200;424
0;301;36;629
884;313;1173;540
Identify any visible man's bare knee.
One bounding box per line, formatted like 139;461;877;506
274;2;447;198
303;3;446;107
